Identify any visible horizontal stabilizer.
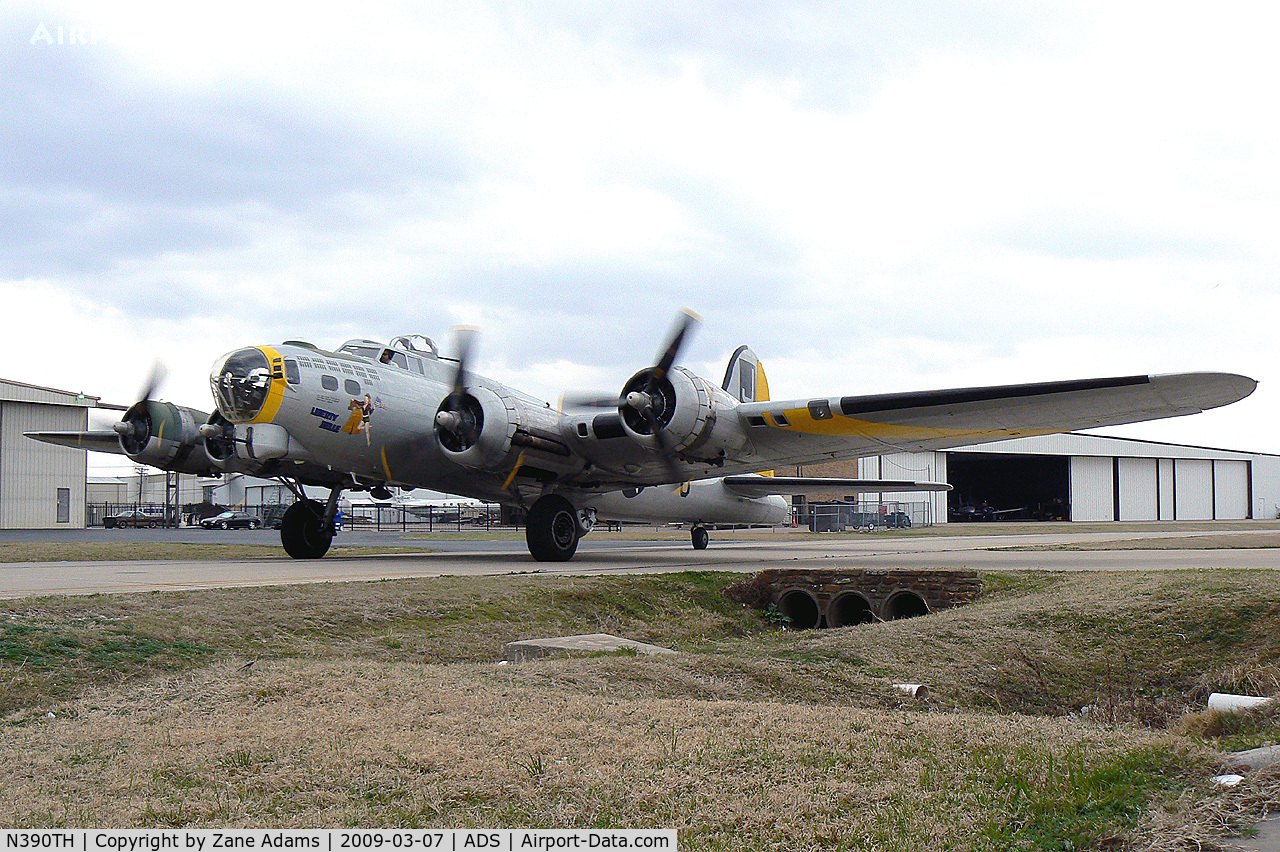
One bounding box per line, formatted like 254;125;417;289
722;475;951;498
25;430;125;455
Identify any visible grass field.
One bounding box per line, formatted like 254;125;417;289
2;568;1280;849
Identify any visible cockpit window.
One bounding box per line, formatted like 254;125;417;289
379;350;409;370
340;344;381;361
211;348;272;421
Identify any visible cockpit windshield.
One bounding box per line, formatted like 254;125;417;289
338;336;435;374
337;340;383;361
210;348;272;421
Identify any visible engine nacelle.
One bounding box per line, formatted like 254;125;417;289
619;366;749;460
116;400;216;475
199;413;286;474
434;386;519;470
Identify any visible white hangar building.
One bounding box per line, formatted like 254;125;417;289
0;378;97;529
855;433;1280;524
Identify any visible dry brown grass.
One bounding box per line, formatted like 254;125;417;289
1130;764;1280;851
0;657;1210;849
4;568;1280;848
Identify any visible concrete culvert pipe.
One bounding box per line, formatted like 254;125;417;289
828;592;875;627
883;591;929;621
778;589;822;629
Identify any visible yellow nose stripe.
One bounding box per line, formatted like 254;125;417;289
248;345;287;424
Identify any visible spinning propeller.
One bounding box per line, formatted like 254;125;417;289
112;362;168;455
563;309;701;483
433;326;484;452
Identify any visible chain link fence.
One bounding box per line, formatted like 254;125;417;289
797;499;936;531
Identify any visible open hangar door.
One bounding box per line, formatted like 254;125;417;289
947;453;1069;521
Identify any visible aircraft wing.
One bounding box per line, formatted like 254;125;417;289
734;372;1256;466
722;476;951;498
24;431;125;454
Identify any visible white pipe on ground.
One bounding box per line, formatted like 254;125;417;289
894;683;929;699
1208;692;1274;713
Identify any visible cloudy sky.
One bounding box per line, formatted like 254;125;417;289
4;1;1278;475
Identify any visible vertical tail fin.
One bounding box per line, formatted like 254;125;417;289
722;345;770;403
724;347;773;477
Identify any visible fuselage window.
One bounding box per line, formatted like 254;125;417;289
284;360;300;385
321;375;339;391
344;379;361;396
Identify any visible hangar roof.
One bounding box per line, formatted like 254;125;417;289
0;378;99;408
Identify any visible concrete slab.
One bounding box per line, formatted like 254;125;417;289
504;633;677;662
1228;745;1280;773
6;529;1280;599
1220;816;1280;852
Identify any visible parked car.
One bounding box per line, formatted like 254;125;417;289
199;511;261;530
104;509;166;528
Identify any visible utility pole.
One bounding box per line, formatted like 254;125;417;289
134;464;147;507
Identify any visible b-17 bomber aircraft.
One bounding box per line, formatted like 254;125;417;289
28;312;1257;561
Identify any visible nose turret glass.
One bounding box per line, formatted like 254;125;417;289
210;348;271;421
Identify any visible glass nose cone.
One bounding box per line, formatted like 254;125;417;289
210;348;271;421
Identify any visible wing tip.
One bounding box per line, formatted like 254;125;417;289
1151;372;1257;410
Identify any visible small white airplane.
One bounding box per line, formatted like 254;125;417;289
27;312;1256;561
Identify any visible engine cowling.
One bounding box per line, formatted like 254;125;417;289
115;400;216;475
618;366;748;460
434;386;519;469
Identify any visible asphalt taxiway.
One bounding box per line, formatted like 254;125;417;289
2;526;1280;598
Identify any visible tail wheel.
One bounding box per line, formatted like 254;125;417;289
525;495;580;562
281;499;333;559
692;526;709;550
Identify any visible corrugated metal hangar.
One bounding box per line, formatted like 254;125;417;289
840;434;1280;523
0;379;96;529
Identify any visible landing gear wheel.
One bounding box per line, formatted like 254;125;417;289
280;499;333;559
691;526;709;550
526;495;580;562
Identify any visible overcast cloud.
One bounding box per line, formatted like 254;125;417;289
3;1;1278;475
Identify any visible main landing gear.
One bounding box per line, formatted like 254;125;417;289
525;495;597;562
691;525;709;550
280;487;342;559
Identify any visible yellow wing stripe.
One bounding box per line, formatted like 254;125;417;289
770;405;1056;442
